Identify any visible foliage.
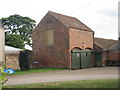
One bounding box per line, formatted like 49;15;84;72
5;34;24;49
0;65;8;89
1;14;36;49
3;79;118;88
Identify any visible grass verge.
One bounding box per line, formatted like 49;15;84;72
4;68;65;76
3;79;118;88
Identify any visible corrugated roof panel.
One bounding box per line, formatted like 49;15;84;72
5;46;23;54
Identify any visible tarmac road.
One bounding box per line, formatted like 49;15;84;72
4;67;118;86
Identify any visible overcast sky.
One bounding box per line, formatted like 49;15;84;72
0;0;119;40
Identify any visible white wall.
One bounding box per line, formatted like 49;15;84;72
0;23;5;66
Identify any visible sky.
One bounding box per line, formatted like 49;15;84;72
0;0;119;41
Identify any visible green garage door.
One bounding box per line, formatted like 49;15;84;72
81;52;92;68
72;50;92;69
86;52;92;68
81;52;87;68
94;53;102;66
72;52;81;69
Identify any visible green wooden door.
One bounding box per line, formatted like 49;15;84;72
81;51;92;68
86;52;92;67
72;52;81;69
94;53;102;66
81;52;86;68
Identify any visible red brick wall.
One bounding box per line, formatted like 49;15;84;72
101;52;107;66
107;50;119;61
69;28;94;68
32;13;70;68
69;28;94;50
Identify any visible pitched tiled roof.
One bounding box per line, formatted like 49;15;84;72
94;38;117;50
49;11;93;32
108;41;119;50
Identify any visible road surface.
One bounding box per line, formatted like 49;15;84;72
4;67;118;86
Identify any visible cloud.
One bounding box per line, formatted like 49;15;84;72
0;0;118;40
98;10;118;17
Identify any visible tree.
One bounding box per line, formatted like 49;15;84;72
1;14;36;49
5;34;24;49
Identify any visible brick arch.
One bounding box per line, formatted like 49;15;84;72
84;47;92;50
71;47;82;51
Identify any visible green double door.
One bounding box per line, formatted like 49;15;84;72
72;51;92;69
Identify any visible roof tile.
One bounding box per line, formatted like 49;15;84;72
49;11;93;32
94;38;117;50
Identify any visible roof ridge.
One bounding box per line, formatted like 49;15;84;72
48;11;76;19
94;42;104;49
107;41;118;48
94;37;117;41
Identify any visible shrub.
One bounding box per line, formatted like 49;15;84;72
0;65;8;89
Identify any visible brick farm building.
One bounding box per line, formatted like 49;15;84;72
32;11;94;69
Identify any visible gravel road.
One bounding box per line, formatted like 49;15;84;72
4;67;118;86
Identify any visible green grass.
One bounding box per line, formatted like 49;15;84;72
3;79;119;88
4;68;65;76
